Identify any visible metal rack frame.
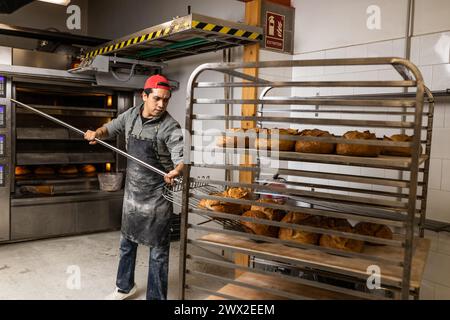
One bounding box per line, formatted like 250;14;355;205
179;57;434;300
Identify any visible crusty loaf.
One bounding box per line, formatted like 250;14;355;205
278;211;322;245
241;210;279;237
381;134;420;157
354;222;393;246
255;128;298;151
34;166;56;176
250;198;285;222
295;129;336;154
318;218;364;253
336;130;380;157
216;128;247;148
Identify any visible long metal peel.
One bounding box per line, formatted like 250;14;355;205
10;98;171;179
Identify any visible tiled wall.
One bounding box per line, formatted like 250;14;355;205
290;31;450;299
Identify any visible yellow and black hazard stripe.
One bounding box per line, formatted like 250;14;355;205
192;20;262;41
84;21;190;59
84;19;261;60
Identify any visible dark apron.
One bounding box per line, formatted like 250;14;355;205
121;113;173;247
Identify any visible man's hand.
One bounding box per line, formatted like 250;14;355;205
164;169;181;185
84;130;98;145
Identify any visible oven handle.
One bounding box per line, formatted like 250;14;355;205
10;98;172;179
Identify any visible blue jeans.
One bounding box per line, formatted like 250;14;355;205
116;235;170;300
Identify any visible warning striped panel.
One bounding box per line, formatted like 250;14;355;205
192;20;262;41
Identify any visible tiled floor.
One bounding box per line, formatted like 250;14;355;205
0;231;229;300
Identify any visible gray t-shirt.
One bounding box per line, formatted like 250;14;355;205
104;104;184;172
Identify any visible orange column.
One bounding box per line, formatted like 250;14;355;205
235;0;261;277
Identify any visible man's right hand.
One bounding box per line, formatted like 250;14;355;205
84;130;98;145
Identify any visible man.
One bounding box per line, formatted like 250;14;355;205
84;74;184;300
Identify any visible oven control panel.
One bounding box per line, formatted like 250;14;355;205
0;76;5;98
0;105;4;128
0;135;4;157
0;165;4;187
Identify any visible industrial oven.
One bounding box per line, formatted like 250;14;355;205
0;47;140;243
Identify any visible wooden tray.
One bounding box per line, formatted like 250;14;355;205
198;233;430;290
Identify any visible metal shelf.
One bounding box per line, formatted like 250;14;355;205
179;57;434;300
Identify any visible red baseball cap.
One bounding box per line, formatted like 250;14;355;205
144;74;171;91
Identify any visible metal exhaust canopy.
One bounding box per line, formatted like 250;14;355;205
83;13;263;62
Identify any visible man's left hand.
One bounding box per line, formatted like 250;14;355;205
164;169;181;185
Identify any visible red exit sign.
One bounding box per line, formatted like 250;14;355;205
265;11;285;51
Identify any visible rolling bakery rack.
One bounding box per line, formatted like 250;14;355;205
178;57;434;300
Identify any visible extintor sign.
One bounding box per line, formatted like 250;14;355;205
265;11;285;51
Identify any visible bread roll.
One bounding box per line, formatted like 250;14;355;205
15;166;31;176
250;198;285;222
80;164;96;176
354;222;393;246
381;134;420;157
295;129;336;154
278;211;322;245
336;130;380;157
58;165;78;176
34;166;55;176
319;218;364;253
241;210;278;237
255;128;298;151
216;128;247;148
198;191;245;215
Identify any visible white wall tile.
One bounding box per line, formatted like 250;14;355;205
393;38;406;58
324;48;347;75
444;102;450;128
418;65;434;88
431;64;450;91
410;36;420;66
419;280;436;300
430;128;450;159
438;232;450;256
433;104;445;128
435;284;450;300
427;189;450;223
367;40;393;58
441;160;450;192
429;158;443;190
293;51;325;78
423;251;450;287
419;32;450;66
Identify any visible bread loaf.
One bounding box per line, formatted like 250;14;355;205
241;210;279;237
354;222;393;246
34;166;56;176
319;218;364;253
58;165;78;176
255;128;298;151
15;166;31;176
295;129;335;154
216;128;247;148
381;134;419;157
278;211;322;245
336;130;380;157
250;198;285;222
